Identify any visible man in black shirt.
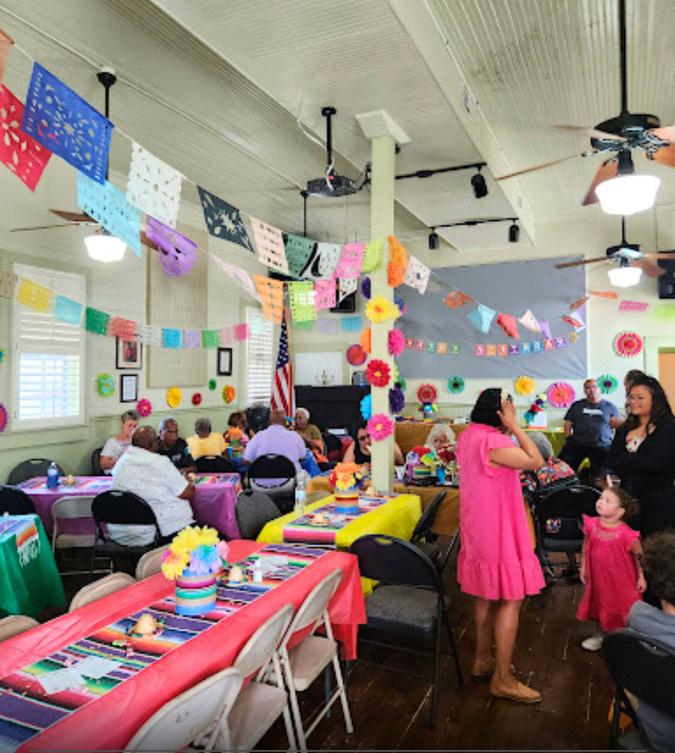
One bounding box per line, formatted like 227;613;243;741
157;418;196;473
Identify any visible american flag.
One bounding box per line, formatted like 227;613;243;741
271;315;293;416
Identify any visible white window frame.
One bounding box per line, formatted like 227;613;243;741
245;306;274;405
12;263;86;431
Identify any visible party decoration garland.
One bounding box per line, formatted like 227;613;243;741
223;385;236;403
346;344;367;366
0;402;7;433
367;413;394;441
366;359;391;388
166;386;182;408
547;381;576;409
365;296;399;323
598;374;618;394
614;331;644;358
515;376;535;396
96;373;114;397
447;377;465;394
136;398;152;417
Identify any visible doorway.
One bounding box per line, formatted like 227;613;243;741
658;349;675;407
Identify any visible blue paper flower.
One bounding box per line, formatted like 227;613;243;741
360;394;372;420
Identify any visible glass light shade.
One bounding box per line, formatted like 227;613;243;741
608;265;642;288
85;234;126;262
595;173;661;216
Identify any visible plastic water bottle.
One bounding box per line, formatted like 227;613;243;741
46;462;60;490
252;558;263;584
294;470;308;516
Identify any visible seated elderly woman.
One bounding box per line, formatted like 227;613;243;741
426;423;456;454
100;410;139;474
186;418;227;460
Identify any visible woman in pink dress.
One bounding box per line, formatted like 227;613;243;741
456;389;546;703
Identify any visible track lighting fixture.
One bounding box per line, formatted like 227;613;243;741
396;162;488;200
471;166;488;199
508;220;520;243
428;229;439;250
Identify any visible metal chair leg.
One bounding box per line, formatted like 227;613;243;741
442;603;464;689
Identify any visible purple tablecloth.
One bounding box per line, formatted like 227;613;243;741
18;474;243;539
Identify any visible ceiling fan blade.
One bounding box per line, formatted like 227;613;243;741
10;222;94;232
555;125;626;142
49;209;93;222
555;256;608;269
631;259;666;278
644;251;675;260
582;159;618;205
650;144;675;167
495;153;587;181
649;124;675;142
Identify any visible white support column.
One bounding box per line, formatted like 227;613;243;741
356;111;410;492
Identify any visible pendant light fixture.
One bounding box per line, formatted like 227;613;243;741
595;151;660;216
85;68;126;262
608;258;642;287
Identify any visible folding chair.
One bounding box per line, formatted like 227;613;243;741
91;447;103;476
603;628;675;751
349;534;463;729
125;666;242;752
8;459;64;485
51;495;108;577
0;615;39;642
135;545;170;580
0;486;35;515
276;569;352;752
228;604;297;751
246;454;297;514
235;489;281;540
69;572;136;611
195;455;238;474
410;491;446;566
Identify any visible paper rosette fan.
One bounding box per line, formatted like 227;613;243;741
96;373;114;397
346;344;367;367
614;331;644;358
447;377;464;394
136;398;152;417
547;381;576;408
515;376;535;396
598;374;618;394
222;385;236;404
416;383;439;404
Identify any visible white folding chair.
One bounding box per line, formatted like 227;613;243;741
125;666;242;752
135;545;170;580
228;603;296;752
51;495;108;576
276;569;353;752
0;615;39;642
69;572;136;612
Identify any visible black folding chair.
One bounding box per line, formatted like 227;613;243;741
410;491;446;567
235;489;281;540
195;455;237;474
91;447;103;476
246;454;297;514
603;628;675;750
349;534;463;729
0;486;36;515
322;433;343;462
90;490;160;578
533;484;599;580
8;459;65;485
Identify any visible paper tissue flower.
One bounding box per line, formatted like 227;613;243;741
360;393;372;420
346;344;367;366
0;403;7;434
394;293;406;315
328;462;364;492
368;413;394;441
360;328;372;354
96;373;115;397
0;349;4;363
447;377;465;394
360;277;371;300
161;526;222;580
388;329;405;357
166;386;182;408
136;398;152;417
388;261;406;287
161;549;190;580
366;296;399;324
222;385;236;403
547;382;576;409
515;376;535;396
389;387;405;414
366;359;391;388
614;331;643;358
208;379;217;391
192;393;202;406
598;374;618;394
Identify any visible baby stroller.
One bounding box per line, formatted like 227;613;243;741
532;484;600;581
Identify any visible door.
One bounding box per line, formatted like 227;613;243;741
658;350;675;407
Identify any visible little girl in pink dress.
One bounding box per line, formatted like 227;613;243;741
577;485;646;650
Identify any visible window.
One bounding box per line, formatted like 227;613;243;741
12;263;86;430
245;306;274;404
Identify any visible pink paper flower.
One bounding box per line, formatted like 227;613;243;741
367;413;394;441
136;398;152;418
388;329;405;356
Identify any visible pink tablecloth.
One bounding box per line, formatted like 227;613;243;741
0;540;365;753
19;474;243;539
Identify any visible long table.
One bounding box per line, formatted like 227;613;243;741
18;474;243;539
0;540;365;752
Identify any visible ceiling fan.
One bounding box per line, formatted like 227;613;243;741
497;0;675;210
555;217;675;285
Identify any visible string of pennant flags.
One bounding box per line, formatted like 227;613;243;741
0;34;642;354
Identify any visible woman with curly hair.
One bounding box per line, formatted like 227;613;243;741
608;375;675;537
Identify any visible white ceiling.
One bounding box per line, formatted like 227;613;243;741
0;0;674;263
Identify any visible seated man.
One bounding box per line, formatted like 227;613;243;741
157;417;196;473
627;531;675;753
111;426;195;546
242;408;306;478
292;407;328;464
100;410;139;474
186;418;227;460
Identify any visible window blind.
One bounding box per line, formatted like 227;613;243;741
246;307;274;404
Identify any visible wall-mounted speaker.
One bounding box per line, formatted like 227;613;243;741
658;259;675;299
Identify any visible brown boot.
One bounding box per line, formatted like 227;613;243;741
490;677;541;704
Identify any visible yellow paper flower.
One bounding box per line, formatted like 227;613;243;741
170;525;202;555
161;549;190;580
515;376;535;396
166;386;182;408
365;296;399;324
194;525;219;547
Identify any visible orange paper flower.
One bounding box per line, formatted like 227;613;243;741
360;328;372;354
388;261;406;287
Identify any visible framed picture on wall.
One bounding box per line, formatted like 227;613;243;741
116;336;143;370
217;347;233;376
120;374;138;403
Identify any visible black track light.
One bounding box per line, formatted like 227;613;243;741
508;220;520;243
471;167;488;199
428;229;439;250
